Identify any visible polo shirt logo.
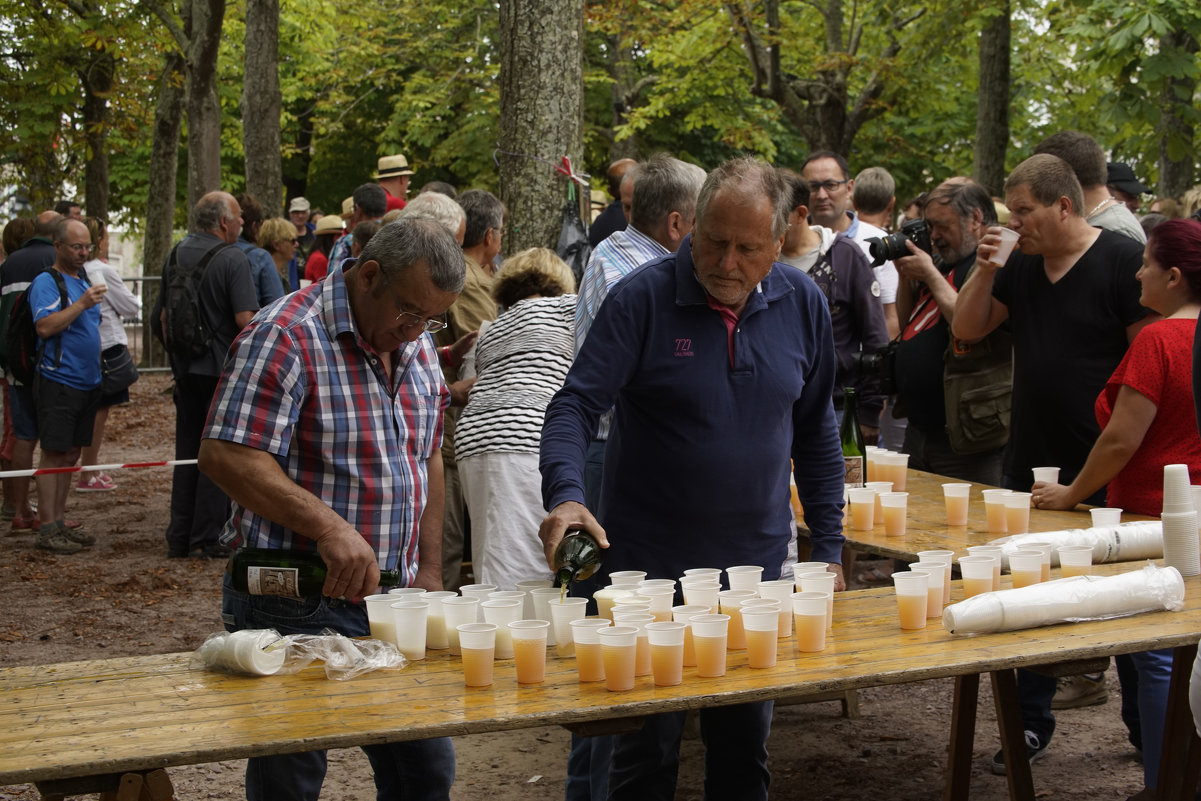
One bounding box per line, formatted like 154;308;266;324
674;338;694;357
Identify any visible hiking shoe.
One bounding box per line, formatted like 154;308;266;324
61;524;96;546
35;527;84;554
991;730;1049;775
77;474;117;492
1052;673;1108;709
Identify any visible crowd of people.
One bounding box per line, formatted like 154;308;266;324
3;136;1201;800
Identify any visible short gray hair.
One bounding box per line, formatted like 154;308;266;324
924;178;998;227
852;167;896;214
398;192;466;239
629;154;707;231
459;189;506;248
358;217;465;294
191;192;236;234
695;157;790;239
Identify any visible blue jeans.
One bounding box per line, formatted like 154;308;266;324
1130;648;1174;789
607;702;773;801
221;574;455;801
1016;669;1057;744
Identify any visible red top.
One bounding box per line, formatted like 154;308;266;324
305;251;329;283
386;192;406;212
1095;317;1201;515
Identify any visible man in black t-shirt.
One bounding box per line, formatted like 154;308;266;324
894;178;1005;485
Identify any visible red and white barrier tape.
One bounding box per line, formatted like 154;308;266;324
0;459;197;480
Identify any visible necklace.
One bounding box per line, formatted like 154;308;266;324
1087;197;1114;218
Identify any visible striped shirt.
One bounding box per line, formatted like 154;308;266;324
205;267;448;586
454;294;575;459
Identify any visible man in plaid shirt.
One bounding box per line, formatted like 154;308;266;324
199;217;465;801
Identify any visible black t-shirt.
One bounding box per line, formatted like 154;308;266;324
894;254;975;432
992;228;1147;486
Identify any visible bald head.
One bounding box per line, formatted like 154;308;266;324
192;191;243;243
607;158;638;198
34;211;63;237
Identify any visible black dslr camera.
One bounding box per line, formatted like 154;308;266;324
852;342;898;397
866;218;933;267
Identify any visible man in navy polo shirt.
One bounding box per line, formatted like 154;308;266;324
539;157;846;800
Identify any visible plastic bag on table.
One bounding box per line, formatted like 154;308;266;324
193;628;407;680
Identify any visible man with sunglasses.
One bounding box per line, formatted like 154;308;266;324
199;217;466;801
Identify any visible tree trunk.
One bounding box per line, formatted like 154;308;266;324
78;33;114;219
1156;30;1198;198
973;0;1010;196
184;0;226;211
242;0;282;214
497;0;585;255
607;33;639;161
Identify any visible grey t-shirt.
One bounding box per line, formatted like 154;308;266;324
1089;201;1146;244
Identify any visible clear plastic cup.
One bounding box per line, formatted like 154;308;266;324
1032;466;1060;485
608;570;647;588
682;567;722;579
683;581;721;612
756;579;796;637
957;556;994;599
1090;507;1122;528
1003;492;1032;535
611;612;654;677
791;592;828;652
880;452;910;492
459;584;498;619
387;587;427;598
991;226;1020;264
645;621;686;686
1022;542;1053;582
966;545;1004;591
1057;545;1094;577
422;590;457;650
865;482;893;519
981;489;1010;534
717;589;756;650
634;585;677;622
481;598;523;660
457;623;496;687
530;587;566;643
908;562;944;619
847;487;877;531
508;620;550;684
879;492;909;536
690;614;730;677
672;604;710;667
515;579;552;620
597;625;638;691
1008;550;1044;588
795;572;836;626
441;596;480;656
389;600;429;661
365;594;399;645
740;607;779;668
592;586;637;621
916;550;954;606
637;578;677;592
791;562;831;588
726;565;764;592
891;571;928;630
547;597;589;658
941;483;971;527
570;618;611;683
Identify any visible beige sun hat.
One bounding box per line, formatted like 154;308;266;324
375;154;415;178
315;215;344;235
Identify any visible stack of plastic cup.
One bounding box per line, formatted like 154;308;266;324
1162;464;1200;576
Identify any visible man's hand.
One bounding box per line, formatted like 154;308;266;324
448;377;476;408
976;226;1010;269
80;284;108;308
826;562;847;592
537;501;608;572
311;525;381;601
448;330;478;364
412;562;444;592
894;239;941;285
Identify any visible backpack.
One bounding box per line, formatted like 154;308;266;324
5;268;72;386
158;241;231;361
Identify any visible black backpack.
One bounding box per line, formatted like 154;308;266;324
4;268;73;386
158;242;230;361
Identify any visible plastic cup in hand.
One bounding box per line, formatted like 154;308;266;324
508;620;550;684
892;571;928;630
441;596;480;656
1003;491;1032;535
1090;507;1122;528
726;565;764;592
718;590;756;650
390;600;429;660
457;623;496;687
879;492;909;536
966;545;1004;591
608;570;647;588
422;591;457;650
1008;550;1044;588
1032;466;1060;485
365;594;399;645
957;556;995;599
848;487;877;530
909;562;945;619
756;579;796;637
796;572;836;626
645;621;686;686
1022;542;1053;582
740;607;780;668
1056;545;1094;577
530;587;565;643
597;626;638;691
917;549;955;606
547;597;589;658
690;614;730;678
982;489;1010;534
941;483;971;527
791;592;829;652
991;227;1020;265
481;599;523;659
634;585;677;622
570;618;610;682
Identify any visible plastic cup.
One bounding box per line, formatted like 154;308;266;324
966;545;1004;591
611;611;654;677
1008;550;1044;588
1003;491;1032;535
682;567;722;579
638;578;677;591
592;586;636;621
1164;464;1194;513
892;571;928;630
880;452;910;491
941;483;971;527
916;550;954;606
508;620;550;684
459;584;498;621
1090;507;1122;528
515;579;552;619
481;598;523;659
547;597;589;658
792;562;831;588
991;226;1020;265
957;556;995;599
683;581;721;612
529;587;565;644
365;594;399;645
726;565;764;592
217;630;287;675
390;600;429;661
611;602;652;619
756;579;796;637
982;489;1010;534
387;587;427;598
865;482;893;519
441;596;480;655
1057;545;1094;577
1032;466;1060;485
740;607;779;668
645;621;686;686
634;585;677;622
422;591;457;650
488;590;526;603
796;572;836;626
608;570;647;588
879;492;909;536
672;604;710;667
690;614;730;678
865;447;882;483
909;562;944;619
1022;542;1053;582
791;592;828;652
457;623;496;687
848;487;877;531
597;626;638;691
570;618;611;682
718;589;755;650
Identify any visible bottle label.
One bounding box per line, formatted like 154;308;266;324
246;566;302;598
844;455;864;489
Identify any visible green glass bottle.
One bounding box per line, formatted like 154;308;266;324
552;529;603;590
840;387;866;489
230;548;402;598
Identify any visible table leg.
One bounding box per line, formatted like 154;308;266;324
945;673;980;801
1156;644;1201;801
991;669;1036;801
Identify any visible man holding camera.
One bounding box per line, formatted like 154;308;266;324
893;178;1007;485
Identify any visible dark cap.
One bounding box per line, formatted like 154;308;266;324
1107;162;1150;195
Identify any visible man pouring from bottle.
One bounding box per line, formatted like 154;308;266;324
539;157;846;801
198;217;464;801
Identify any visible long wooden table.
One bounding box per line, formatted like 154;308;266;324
803;468;1157;562
2;562;1197;800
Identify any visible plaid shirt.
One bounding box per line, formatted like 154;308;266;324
206;267;448;586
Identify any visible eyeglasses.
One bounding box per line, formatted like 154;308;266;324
807;180;849;194
387;285;446;332
60;243;90;253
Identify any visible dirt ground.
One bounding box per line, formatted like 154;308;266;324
0;373;1148;800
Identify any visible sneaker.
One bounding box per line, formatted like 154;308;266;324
77;475;117;492
10;514;41;534
1051;673;1108;709
35;527;84;554
61;523;96;546
991;730;1049;775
